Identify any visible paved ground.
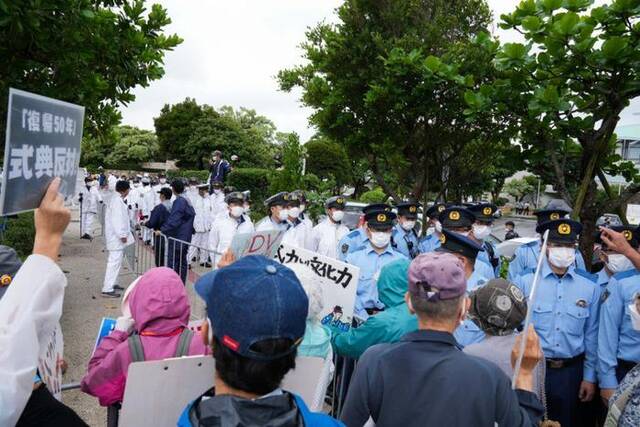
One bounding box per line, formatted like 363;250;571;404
493;215;538;239
58;208;206;426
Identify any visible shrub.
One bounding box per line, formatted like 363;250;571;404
359;188;387;204
0;212;36;259
227;168;272;208
166;169;210;183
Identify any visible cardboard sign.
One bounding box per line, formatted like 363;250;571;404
92;317;117;357
0;88;85;215
37;325;64;400
275;243;359;331
627;204;640;226
229;230;284;259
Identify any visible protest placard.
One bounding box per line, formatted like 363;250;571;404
275;243;359;331
0;88;85;215
627;204;640;225
229;229;284;259
37;325;64;400
92;317;116;357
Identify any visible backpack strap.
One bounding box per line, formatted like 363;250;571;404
174;328;194;357
127;333;145;363
483;242;499;269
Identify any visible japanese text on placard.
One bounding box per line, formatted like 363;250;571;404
21;109;77;136
8;145;78;180
275;246;354;288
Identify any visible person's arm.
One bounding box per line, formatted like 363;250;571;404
331;316;387;359
0;178;70;427
340;349;382;427
145;205;162;230
161;198;184;234
600;227;640;270
598;278;624;396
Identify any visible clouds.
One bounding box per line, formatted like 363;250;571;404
120;0;639;140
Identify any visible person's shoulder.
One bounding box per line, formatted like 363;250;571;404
291;394;343;427
612;269;640;282
344;229;361;240
573;268;598;284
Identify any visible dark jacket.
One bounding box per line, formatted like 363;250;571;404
146;204;170;267
177;391;342;427
209;159;231;183
161;196;195;242
340;330;544;427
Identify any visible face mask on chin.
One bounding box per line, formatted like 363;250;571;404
300;204;306;213
370;231;391;248
606;254;635;273
548;247;576;269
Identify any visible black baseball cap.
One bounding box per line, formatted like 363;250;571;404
436;229;485;260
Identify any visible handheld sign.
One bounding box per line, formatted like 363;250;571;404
511;229;549;389
275;243;359;331
91;317;117;357
229;230;284;260
1;88;85;216
38;325;64;400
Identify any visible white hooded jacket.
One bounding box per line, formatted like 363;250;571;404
105;194;134;251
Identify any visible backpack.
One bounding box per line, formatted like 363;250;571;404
127;328;194;362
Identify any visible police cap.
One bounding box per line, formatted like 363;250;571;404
365;209;397;230
264;192;290;207
436;229;484;260
362;203;392;215
396;201;422;220
325;196;346;210
425;202;447;219
596;225;640;249
438;206;475;229
468;203;497;223
536;219;582;243
225;191;246;204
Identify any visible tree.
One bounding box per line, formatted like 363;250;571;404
218;106;278;168
464;0;640;266
105;126;160;166
269;132;304;193
504;176;538;203
278;0;506;203
0;0;182;146
304;136;351;188
154;98;205;163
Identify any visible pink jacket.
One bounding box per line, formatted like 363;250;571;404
81;267;210;406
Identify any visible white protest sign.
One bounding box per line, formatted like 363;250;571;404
37;325;64;400
1;88;85;215
275;243;359;331
627;204;640;225
229;230;284;259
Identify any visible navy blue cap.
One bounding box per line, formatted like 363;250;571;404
195;255;308;360
365;209;397;228
396;201;422;219
0;245;22;301
362;203;392;215
264;192;290;207
325;196;347;209
468;203;497;222
536;219;582;243
439;206;475;229
426;202;447;219
596;225;640;249
533;208;570;225
436;229;484;260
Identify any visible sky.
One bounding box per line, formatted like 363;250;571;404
120;0;640;141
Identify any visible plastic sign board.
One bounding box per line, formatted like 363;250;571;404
627;204;640;226
1;88;85;215
229;229;284;259
38;325;64;400
92;317;117;357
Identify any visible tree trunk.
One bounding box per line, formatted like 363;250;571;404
578;181;598;271
596;169;629;225
369;155;400;201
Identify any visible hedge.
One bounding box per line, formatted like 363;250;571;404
227;168;272;206
0;212;36;259
166;169;210;183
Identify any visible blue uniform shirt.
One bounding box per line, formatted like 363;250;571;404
454;318;486;348
338;228;368;262
467;269;490;292
476;240;501;278
417;233;441;254
514;261;599;383
391;224;419;259
596;269;611;294
345;242;407;320
597;269;640;389
508;239;586;281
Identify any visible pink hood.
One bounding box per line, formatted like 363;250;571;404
129;267;189;334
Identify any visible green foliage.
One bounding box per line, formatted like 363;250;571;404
304;137;351;188
227;168;272;208
166;169;210;183
82;125;159;169
360;188;387;204
503;176;539;202
0;212;35;259
269;133;304;193
0;0;182;146
154;98;205;165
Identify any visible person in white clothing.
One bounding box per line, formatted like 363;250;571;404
127;176;143;226
255;192;290;232
107;172;118;192
78;176;103;240
282;192;313;249
186;177;199;205
291;190;313;229
103;180;135;298
311;196;349;259
139;177;155;245
152;173;170;205
209;191;254;266
0;177;75;427
189;185;214;268
210;181;227;219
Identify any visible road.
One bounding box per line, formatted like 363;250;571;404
493;215;538;240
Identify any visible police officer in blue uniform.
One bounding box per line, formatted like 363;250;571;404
417;202;447;253
468;203;501;278
597;226;640;404
508;205;586;281
391;201;421;259
345;207;407;321
337;203;392;262
436;228;488;292
513;219;599;427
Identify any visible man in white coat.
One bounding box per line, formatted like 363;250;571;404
282;192;313;249
152;173;170;205
209;191;254;266
139;177;155;245
189;185;214;268
255;192;290;232
79;176;103;240
311;196;349;259
102;180;135;298
210;181;227;219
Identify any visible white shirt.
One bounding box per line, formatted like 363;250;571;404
282;218;313;250
105;195;134;251
0;255;67;427
210;192;227;218
107;174;117;191
193;194;214;233
311;218;349;259
209;212;254;256
78;185;102;214
140;185;155;218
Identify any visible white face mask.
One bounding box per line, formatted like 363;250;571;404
230;206;244;218
289;207;301;219
331;210;345;222
435;221;443;233
300;204;306;212
159;178;166;184
213;189;222;195
133;183;141;188
426;226;435;236
548;247;576;269
472;224;492;240
370;231;391;248
401;221;416;231
244;205;251;214
629;303;640;331
278;209;289;222
606;254;635;273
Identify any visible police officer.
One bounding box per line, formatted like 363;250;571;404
209;191;254;261
337;203;392;262
290;190;313;229
593;225;638;294
311;196;349;259
282;192;313;249
513;219;599;427
438;206;495;280
255;192;290;232
417;202;447;253
468;203;501;278
392;201;421;259
597;226;640;403
345;207;406;321
508;203;586;280
436;228;488;292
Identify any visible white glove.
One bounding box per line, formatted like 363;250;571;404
115;316;135;334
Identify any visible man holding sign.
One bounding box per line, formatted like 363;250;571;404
514;219;600;427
